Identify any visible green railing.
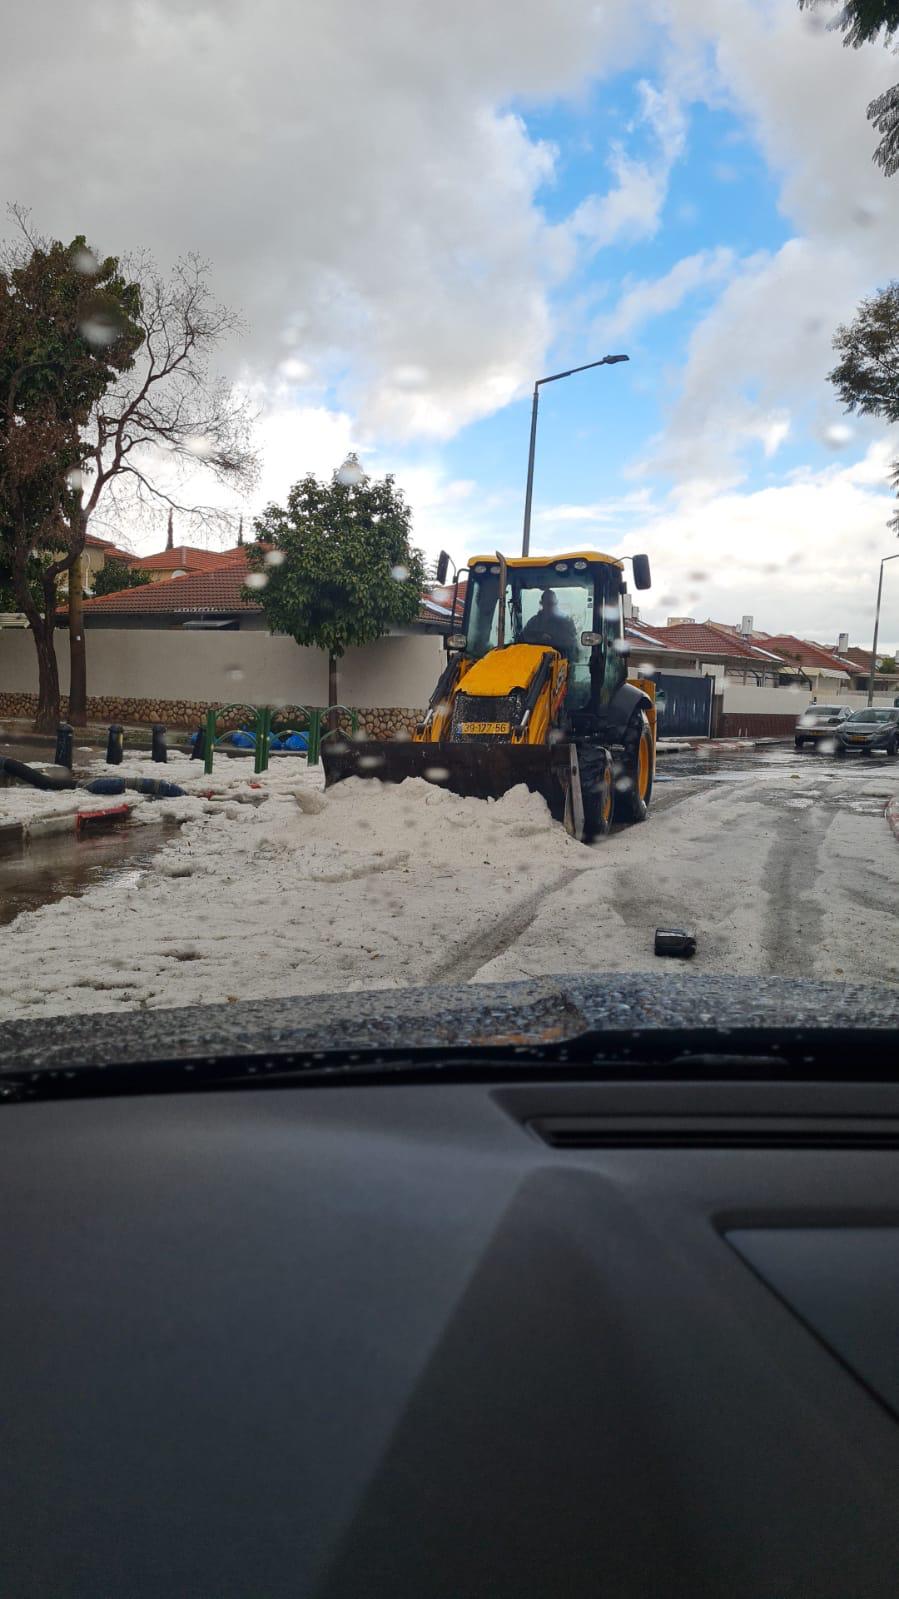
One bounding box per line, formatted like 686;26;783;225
199;703;359;775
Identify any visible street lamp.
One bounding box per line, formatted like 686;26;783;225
867;551;899;706
521;354;629;557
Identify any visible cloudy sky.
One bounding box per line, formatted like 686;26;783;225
3;0;899;645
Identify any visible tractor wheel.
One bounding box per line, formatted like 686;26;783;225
614;711;654;823
581;752;614;842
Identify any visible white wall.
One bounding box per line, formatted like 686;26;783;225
0;625;446;709
721;683;896;714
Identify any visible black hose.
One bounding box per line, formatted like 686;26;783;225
0;757;77;791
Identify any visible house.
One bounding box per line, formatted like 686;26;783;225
129;545;235;583
760;635;853;697
629;620;787;685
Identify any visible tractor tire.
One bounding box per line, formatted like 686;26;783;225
580;749;614;842
614;711;654;823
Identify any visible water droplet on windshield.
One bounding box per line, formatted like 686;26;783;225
226;666;244;681
79;316;119;348
336;453;365;487
264;549;285;567
184;435;216;458
65;467;84;492
245;572;268;590
612;638;631;655
424;766;450;782
72;247;98;275
821;422;853;449
390;564;409;582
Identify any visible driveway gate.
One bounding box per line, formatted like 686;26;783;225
655;672;713;738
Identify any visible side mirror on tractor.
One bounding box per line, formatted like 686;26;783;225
435;550;450;585
632;553;651;591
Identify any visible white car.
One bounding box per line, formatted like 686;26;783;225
794;704;852;749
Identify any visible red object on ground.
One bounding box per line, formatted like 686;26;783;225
76;804;132;833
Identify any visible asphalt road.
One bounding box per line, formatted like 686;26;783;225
472;742;899;989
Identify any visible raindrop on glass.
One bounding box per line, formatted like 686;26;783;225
65;467;84;492
184;434;216;459
264;549;285;567
72;247;98;275
822;422;852;450
79;316;119;348
245;572;268;590
336;453;365;487
390;564;409;582
226;666;244;681
424;766;450;783
612;638;631;655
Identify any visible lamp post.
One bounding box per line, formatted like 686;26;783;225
521;354;629;557
867;551;899;706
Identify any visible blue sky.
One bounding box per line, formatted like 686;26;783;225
3;0;899;645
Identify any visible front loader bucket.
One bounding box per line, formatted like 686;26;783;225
321;737;571;810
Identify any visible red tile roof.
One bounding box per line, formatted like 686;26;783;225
633;620;783;663
81;548;261;615
762;635;851;676
131;544;233;573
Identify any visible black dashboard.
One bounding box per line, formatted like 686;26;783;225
3;1069;899;1596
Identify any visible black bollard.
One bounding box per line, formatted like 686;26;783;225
106;723;124;765
191;725;206;762
54;722;74;770
151;723;168;764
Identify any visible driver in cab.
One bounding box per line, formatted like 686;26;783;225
520;588;578;663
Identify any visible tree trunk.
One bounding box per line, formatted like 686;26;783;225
328;652;338;731
67;551;87;726
32;616;62;732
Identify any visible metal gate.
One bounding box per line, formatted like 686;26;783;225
655;672;713;738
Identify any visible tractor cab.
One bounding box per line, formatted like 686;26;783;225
450;551;640;718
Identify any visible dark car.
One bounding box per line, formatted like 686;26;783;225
837;706;899;756
794;703;852;748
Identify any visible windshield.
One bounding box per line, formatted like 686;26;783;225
1;2;898;1060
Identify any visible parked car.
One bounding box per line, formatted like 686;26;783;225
837;707;899;756
794;704;852;748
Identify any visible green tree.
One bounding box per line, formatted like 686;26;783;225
799;1;899;173
246;459;427;716
90;555;151;597
1;220;143;727
828;282;899;524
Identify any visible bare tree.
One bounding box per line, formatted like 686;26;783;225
2;210;259;729
66;251;259;720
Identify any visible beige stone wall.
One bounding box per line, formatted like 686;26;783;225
0;624;444;710
0;689;423;735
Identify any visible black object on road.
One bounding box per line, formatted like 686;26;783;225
655;928;697;959
54;723;74;770
151;723;168;763
106;724;124;765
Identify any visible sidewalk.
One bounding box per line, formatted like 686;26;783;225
656;735;791;754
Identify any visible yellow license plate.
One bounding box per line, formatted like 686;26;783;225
461;721;511;735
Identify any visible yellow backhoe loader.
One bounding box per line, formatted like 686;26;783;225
322;547;661;842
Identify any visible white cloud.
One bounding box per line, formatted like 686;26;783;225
646;0;899;479
591;246;735;342
619;443;899;648
569;80;687;251
0;0;644;444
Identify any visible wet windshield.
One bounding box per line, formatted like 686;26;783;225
1;0;898;1049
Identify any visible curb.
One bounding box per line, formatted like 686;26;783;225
0;803;134;855
887;797;899;843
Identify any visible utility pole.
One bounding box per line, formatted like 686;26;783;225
521;354;629;557
867;552;899;706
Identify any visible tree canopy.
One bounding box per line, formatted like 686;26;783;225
246;464;427;687
91;555;151;596
829;281;899;524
